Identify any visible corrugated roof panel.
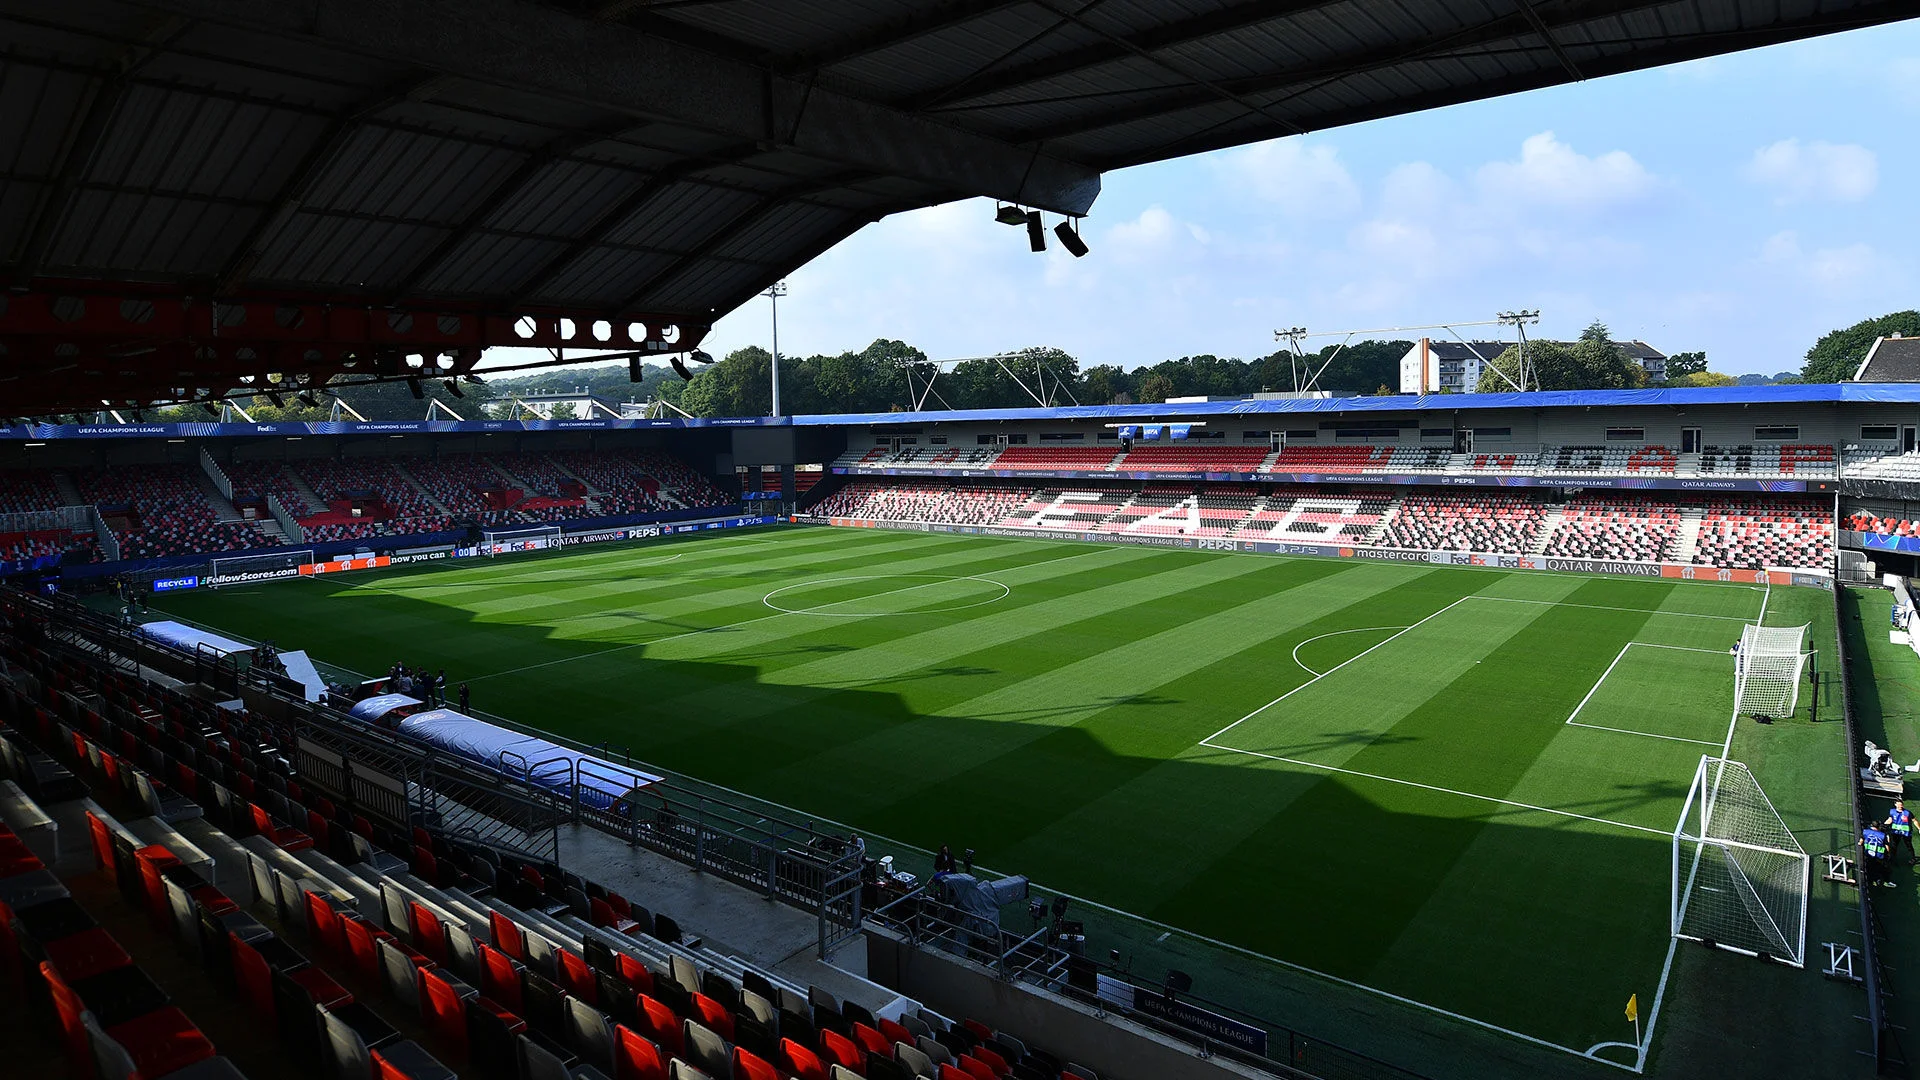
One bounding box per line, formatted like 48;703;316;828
707;201;844;262
0;61;91;176
422;233;566;297
487;159;640;237
534;245;682;307
605;185;764;251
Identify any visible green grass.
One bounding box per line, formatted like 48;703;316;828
148;526;1850;1076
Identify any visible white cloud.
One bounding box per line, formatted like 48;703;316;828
1473;132;1656;211
1215;138;1361;218
1743;139;1877;203
1758;230;1882;289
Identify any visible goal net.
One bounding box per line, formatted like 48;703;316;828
1734;623;1808;719
1672;755;1808;966
481;524;563;556
206;548;314;587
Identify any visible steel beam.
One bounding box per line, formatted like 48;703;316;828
118;0;1102;214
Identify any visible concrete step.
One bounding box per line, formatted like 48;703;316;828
1531;506;1568;555
391;461;453;516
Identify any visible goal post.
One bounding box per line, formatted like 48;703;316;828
206;548;314;587
1734;623;1808;719
481;524;563;556
1672;755;1809;966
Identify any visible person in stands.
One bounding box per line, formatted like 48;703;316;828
458;682;470;713
1888;799;1917;865
1861;822;1895;888
933;844;958;876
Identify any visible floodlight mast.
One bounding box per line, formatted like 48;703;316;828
897;353;1077;411
1273;311;1541;394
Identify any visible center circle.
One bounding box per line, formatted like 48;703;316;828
763;574;1011;616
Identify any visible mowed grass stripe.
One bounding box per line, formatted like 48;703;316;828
508;548;1299;779
980;569;1514;909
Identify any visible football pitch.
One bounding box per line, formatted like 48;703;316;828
150;525;1835;1071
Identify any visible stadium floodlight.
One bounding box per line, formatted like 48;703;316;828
1025;211;1046;252
1672;756;1809;966
464;373;485;384
994;203;1028;226
201;401;220;416
406;376;424;399
264;389;285;408
690;349;715;365
1735;623;1809;719
297;391;318;408
444;379;463;398
669;355;694;381
1054;218;1089;258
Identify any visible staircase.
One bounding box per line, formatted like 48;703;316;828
392;462;454;516
1364;494;1406;545
191;467;244;523
1672;506;1707;565
485;457;531;491
284;469;326;515
51;470;86;507
1530;504;1568;555
251;517;290;547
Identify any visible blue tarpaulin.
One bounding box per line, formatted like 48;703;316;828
393;709;661;809
791;382;1920;427
348;693;423;724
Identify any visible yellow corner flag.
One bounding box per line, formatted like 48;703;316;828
1625;994;1639;1023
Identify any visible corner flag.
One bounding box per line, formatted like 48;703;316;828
1625;994;1639;1023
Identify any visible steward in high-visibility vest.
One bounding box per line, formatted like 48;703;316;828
1862;825;1895;888
1889;800;1916;864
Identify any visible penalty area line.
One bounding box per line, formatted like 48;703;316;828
1198;739;1669;838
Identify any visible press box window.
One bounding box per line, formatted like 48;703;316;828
1754;426;1799;441
1605;427;1645;442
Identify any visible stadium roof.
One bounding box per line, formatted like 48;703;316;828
2;0;1914;416
793;382;1920;425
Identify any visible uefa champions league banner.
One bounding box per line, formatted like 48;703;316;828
0;416;790;440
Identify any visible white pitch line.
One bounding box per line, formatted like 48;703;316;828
1199;740;1670;837
1289;626;1410;678
1470;595;1758;622
1560;642;1729;747
1200;596;1472;746
1565;642;1634;726
1565;722;1723;747
466;544;1110;682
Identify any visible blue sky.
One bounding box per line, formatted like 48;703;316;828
582;20;1920;380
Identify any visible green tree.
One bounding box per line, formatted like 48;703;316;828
1474;338;1641;393
1800;310;1920;382
1664;351;1708;379
1138;372;1174;403
1672;371;1736;387
1078;364;1132;405
1579;320;1612;345
680;346;773;416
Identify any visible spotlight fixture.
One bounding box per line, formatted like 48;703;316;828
1054;218;1089;258
628;356;645;383
444;379;463;398
994;203;1029;226
297;391;318;408
406;376;424;399
201;401;220;416
463;373;485;384
265;390;285;408
690;349;715;365
669;355;694;381
1025;210;1046;252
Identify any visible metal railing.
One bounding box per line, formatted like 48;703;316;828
1836;584;1893;1072
867;887;1432;1080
